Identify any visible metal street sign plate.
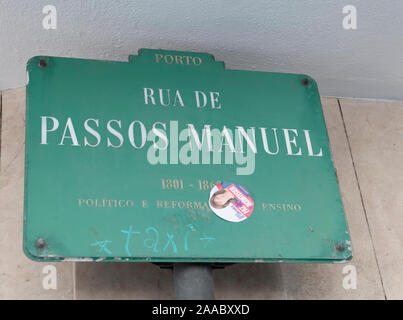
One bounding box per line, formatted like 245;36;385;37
24;49;352;263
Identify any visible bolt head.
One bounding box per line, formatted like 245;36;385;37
335;243;345;252
35;238;47;249
38;59;47;69
301;78;310;86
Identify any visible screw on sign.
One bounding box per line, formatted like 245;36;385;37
38;59;47;69
35;238;47;249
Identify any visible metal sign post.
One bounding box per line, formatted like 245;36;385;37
173;263;215;300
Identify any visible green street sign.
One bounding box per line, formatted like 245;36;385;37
24;49;352;263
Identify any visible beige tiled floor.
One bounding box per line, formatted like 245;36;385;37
340;99;403;300
75;262;175;299
0;88;401;299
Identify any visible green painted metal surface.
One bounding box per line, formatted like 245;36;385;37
24;49;352;263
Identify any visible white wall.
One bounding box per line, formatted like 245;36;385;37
1;0;402;100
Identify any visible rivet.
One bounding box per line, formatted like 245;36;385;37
38;59;48;69
335;243;345;252
301;78;310;87
35;238;47;249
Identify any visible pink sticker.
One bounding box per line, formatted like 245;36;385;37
209;182;254;223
